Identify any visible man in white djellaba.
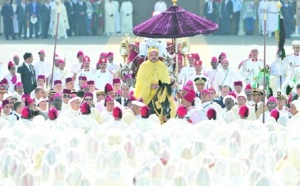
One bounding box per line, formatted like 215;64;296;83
105;0;115;35
51;0;69;38
154;0;167;13
113;0;120;33
120;0;133;34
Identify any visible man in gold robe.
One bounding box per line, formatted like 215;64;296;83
134;48;170;106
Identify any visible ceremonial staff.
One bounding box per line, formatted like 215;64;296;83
49;0;61;109
262;8;267;123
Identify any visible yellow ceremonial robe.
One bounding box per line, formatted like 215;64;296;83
134;60;170;105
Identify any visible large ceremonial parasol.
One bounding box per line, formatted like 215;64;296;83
133;0;218;38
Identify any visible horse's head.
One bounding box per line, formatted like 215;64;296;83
154;80;174;119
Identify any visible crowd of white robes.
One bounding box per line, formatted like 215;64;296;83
0;115;300;186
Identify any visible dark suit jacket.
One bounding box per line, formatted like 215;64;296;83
75;2;87;18
16;3;29;22
1;3;14;21
65;0;75;18
28;2;39;16
39;3;51;21
115;96;128;107
214;97;225;108
220;0;233;18
17;63;37;94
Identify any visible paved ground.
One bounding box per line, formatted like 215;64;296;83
1;35;299;73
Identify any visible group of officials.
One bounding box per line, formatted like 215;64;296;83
0;0;134;40
1;39;300;126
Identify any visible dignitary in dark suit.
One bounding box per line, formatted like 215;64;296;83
115;83;130;107
75;0;87;36
17;53;37;94
281;0;294;39
39;0;51;38
220;0;233;35
64;0;76;36
28;0;40;38
204;0;218;23
1;0;16;40
16;0;29;39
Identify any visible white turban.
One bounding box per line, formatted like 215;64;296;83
292;40;300;46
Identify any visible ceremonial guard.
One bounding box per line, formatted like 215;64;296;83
5;61;21;93
239;45;264;85
94;58;113;91
213;58;238;92
33;50;51;80
178;54;196;86
51;59;72;87
252;88;268;119
189;60;210;87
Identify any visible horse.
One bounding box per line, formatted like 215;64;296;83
148;80;176;123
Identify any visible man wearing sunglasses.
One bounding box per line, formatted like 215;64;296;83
84;92;102;124
62;89;71;110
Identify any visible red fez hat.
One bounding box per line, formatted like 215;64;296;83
8;61;15;69
106;52;114;57
2;100;9;107
38;50;45;54
113;78;121;85
208;87;216;93
21;94;30;101
25;98;35;106
77;50;84;57
234;81;243;87
270;109;280;121
48;108;58;120
185;80;194;86
268;96;276;103
1;78;8;84
128;95;137;102
87;80;95;85
187;54;195;59
228;91;237;99
201;89;210;95
207;108;217;120
129;90;134;96
83;55;90;63
182;86;190;92
54;80;62;85
81;84;88;89
244;84;252;90
37;75;46;80
105;83;113;93
57;59;65;65
177;105;187;118
98;58;107;64
141;106;150;118
21;107;31;119
194;60;202;66
193;53;200;60
80;102;91;115
99;52;107;58
112;106;122;119
65;77;73;84
79;76;87;81
15;82;23;87
84;92;93;98
184;90;196;103
63;89;71;94
211;57;218;62
105;96;114;106
239;105;249;117
220;52;227;57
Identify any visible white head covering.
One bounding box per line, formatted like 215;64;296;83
292;40;300;46
68;97;81;105
249;44;259;51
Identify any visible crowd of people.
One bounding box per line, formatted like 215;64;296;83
0;35;300;184
0;0;134;40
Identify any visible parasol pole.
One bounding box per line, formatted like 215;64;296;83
173;38;180;106
49;1;61;110
262;9;267;124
